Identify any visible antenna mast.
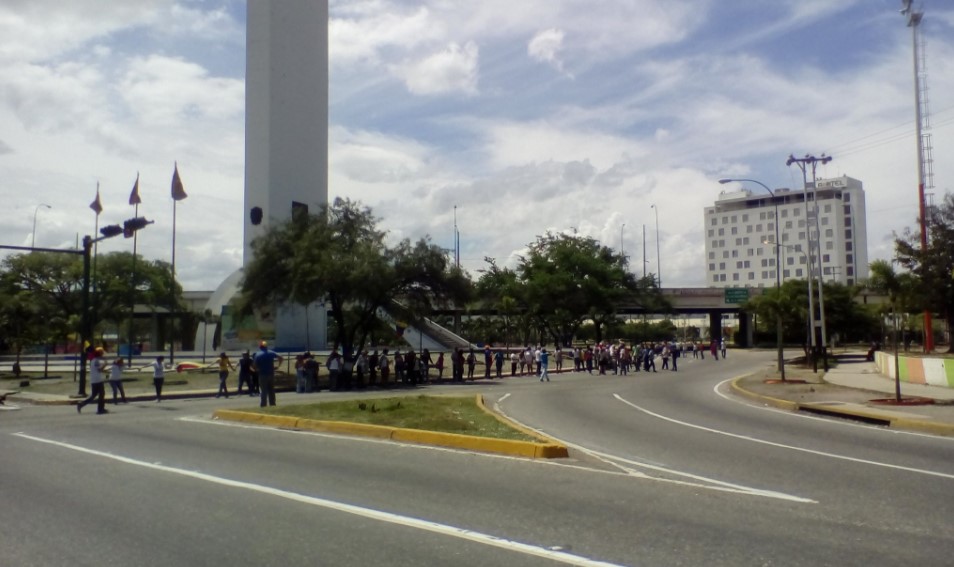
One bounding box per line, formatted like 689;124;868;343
901;0;935;352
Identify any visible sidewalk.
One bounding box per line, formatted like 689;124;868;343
733;352;954;436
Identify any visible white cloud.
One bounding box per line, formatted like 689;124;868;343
528;28;567;73
391;41;479;96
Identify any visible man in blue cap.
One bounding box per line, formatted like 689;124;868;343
253;341;283;407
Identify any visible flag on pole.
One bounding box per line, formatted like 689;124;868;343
90;184;103;215
129;173;142;205
171;162;188;201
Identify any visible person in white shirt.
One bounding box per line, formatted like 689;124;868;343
77;348;109;414
146;356;165;402
109;358;127;404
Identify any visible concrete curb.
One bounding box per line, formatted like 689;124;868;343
730;377;954;436
212;403;570;459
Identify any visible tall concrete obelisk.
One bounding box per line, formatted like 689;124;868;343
245;0;329;350
244;0;328;263
200;0;329;351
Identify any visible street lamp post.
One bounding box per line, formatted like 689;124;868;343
650;205;661;287
32;204;51;249
721;179;785;381
620;223;625;257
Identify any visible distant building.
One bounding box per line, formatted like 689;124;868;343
704;175;868;287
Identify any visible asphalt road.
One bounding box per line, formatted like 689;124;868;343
3;350;953;566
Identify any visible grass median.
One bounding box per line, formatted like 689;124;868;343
249;395;539;442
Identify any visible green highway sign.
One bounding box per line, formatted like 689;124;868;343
724;288;749;304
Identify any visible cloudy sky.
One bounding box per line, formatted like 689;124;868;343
2;0;953;292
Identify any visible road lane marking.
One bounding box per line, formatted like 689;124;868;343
713;377;954;441
614;393;954;481
12;432;623;567
492;398;814;503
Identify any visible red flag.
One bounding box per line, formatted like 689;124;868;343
90;184;103;215
171;162;188;201
129;173;141;205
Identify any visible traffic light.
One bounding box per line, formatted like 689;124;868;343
123;217;153;238
100;225;123;238
250;206;263;226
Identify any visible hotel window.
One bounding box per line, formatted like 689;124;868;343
846;254;853;263
844;205;851;215
796;269;803;277
767;222;774;231
732;250;739;258
711;218;717;226
748;272;755;280
823;254;830;262
719;262;726;270
746;225;753;233
781;209;789;218
713;275;719;282
733;273;740;281
731;227;738;235
708;229;714;237
720;274;727;281
825;229;833;237
794;208;801;216
709;263;715;271
723;251;729;258
742;214;749;222
846;242;853;251
708;252;715;259
824;204;832;213
784;269;791;278
845;229;852;239
718;228;725;236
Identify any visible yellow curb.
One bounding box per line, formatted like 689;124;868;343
730;376;799;411
730;377;954;437
212;407;570;459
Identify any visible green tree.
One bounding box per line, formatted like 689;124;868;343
241;198;471;357
93;252;180;343
479;232;665;346
0;252;83;353
894;193;954;351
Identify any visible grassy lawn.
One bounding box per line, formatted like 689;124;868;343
251;395;540;442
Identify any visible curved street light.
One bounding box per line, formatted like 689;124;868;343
32;203;52;249
720;178;786;380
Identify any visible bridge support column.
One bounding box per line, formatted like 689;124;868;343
709;311;723;343
737;311;754;348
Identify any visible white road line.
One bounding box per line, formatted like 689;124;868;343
613;393;954;481
713;377;954;441
491;397;814;503
12;432;622;567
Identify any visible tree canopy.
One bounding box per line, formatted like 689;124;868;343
477;231;665;345
240;198;471;356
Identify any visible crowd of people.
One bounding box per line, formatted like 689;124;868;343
75;337;729;414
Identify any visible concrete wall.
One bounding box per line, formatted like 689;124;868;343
874;351;954;388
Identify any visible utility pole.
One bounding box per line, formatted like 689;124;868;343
786;154;832;372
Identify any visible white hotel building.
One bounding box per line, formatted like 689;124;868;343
704;175;869;288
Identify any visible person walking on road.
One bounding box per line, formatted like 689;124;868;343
253;341;282;407
216;352;234;398
539;348;550;382
108;357;127;405
77;348;109;414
